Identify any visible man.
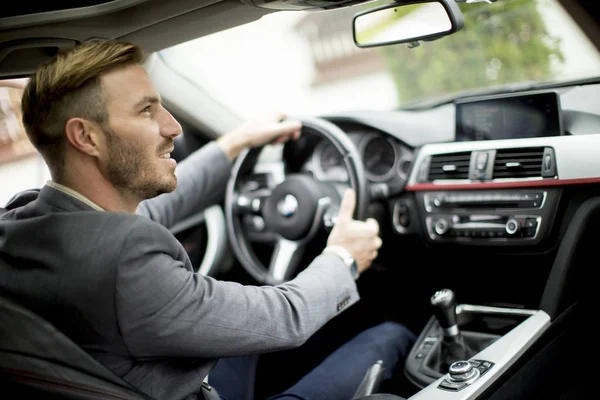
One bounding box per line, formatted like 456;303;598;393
0;40;415;400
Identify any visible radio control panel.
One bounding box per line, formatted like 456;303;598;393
427;214;541;240
415;189;560;245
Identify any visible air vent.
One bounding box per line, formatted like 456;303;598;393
427;152;471;180
493;147;545;179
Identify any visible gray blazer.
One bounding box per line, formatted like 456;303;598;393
0;141;359;400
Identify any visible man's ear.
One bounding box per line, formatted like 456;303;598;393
64;118;103;157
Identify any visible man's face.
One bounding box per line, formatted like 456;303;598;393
99;64;182;200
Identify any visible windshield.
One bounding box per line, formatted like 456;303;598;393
162;0;600;117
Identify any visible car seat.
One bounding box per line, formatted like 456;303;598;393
0;293;156;399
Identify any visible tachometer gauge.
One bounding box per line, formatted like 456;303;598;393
321;142;343;170
312;141;349;182
360;135;397;182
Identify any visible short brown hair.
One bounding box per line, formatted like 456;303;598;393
21;40;147;180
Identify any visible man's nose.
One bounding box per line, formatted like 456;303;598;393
160;109;182;139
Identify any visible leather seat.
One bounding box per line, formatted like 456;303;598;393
1;203;151;398
0;294;155;399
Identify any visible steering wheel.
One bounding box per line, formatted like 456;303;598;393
225;117;368;285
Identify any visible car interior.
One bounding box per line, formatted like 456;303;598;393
1;0;599;399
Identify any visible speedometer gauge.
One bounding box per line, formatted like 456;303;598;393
360;135;397;182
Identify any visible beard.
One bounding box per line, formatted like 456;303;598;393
103;126;177;201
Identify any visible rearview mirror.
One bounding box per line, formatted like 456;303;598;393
353;0;464;48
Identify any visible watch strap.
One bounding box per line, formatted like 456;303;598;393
322;245;359;280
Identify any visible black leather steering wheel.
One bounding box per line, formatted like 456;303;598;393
225;117;368;285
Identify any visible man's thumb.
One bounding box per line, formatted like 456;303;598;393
337;189;356;221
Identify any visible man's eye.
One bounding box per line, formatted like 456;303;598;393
142;105;152;113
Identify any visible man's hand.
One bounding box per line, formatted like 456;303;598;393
217;112;302;161
325;189;382;275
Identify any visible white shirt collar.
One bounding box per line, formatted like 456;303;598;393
46;181;105;211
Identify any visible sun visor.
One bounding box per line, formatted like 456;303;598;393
240;0;373;11
0;38;78;78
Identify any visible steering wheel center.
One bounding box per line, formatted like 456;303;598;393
277;194;299;218
262;174;324;241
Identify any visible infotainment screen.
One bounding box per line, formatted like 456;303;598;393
455;91;562;141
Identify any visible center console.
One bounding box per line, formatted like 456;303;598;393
404;289;547;399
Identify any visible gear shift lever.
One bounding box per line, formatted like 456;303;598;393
431;288;459;339
430;289;475;372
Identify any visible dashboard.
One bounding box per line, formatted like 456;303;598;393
236;81;600;332
302;90;567;194
246;82;600;251
321;84;598;244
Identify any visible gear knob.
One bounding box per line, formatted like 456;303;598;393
431;288;459;338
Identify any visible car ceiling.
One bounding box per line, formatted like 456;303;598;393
0;0;275;78
1;0;599;80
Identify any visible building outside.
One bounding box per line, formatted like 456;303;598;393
0;80;49;207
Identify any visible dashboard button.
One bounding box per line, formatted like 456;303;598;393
476;152;488;171
505;218;521;235
434;219;450;235
439;379;467;391
525;218;537;228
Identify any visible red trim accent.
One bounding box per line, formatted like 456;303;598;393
405;177;600;191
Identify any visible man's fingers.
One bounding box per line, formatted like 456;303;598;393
366;218;379;235
374;236;383;249
271;126;301;145
280;120;302;132
292;127;302;140
269;120;302;144
337;189;356;221
271;135;289;145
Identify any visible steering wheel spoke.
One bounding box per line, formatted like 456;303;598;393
234;192;268;215
267;238;305;285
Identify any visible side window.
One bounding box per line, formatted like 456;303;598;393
0;79;50;207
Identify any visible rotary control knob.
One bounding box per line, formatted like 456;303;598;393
505;218;521;235
448;360;480;384
434;219;450;236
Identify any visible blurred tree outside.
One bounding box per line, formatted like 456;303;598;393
376;0;564;106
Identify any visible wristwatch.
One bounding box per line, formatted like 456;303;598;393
322;245;359;280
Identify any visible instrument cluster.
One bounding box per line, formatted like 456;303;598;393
309;130;413;187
